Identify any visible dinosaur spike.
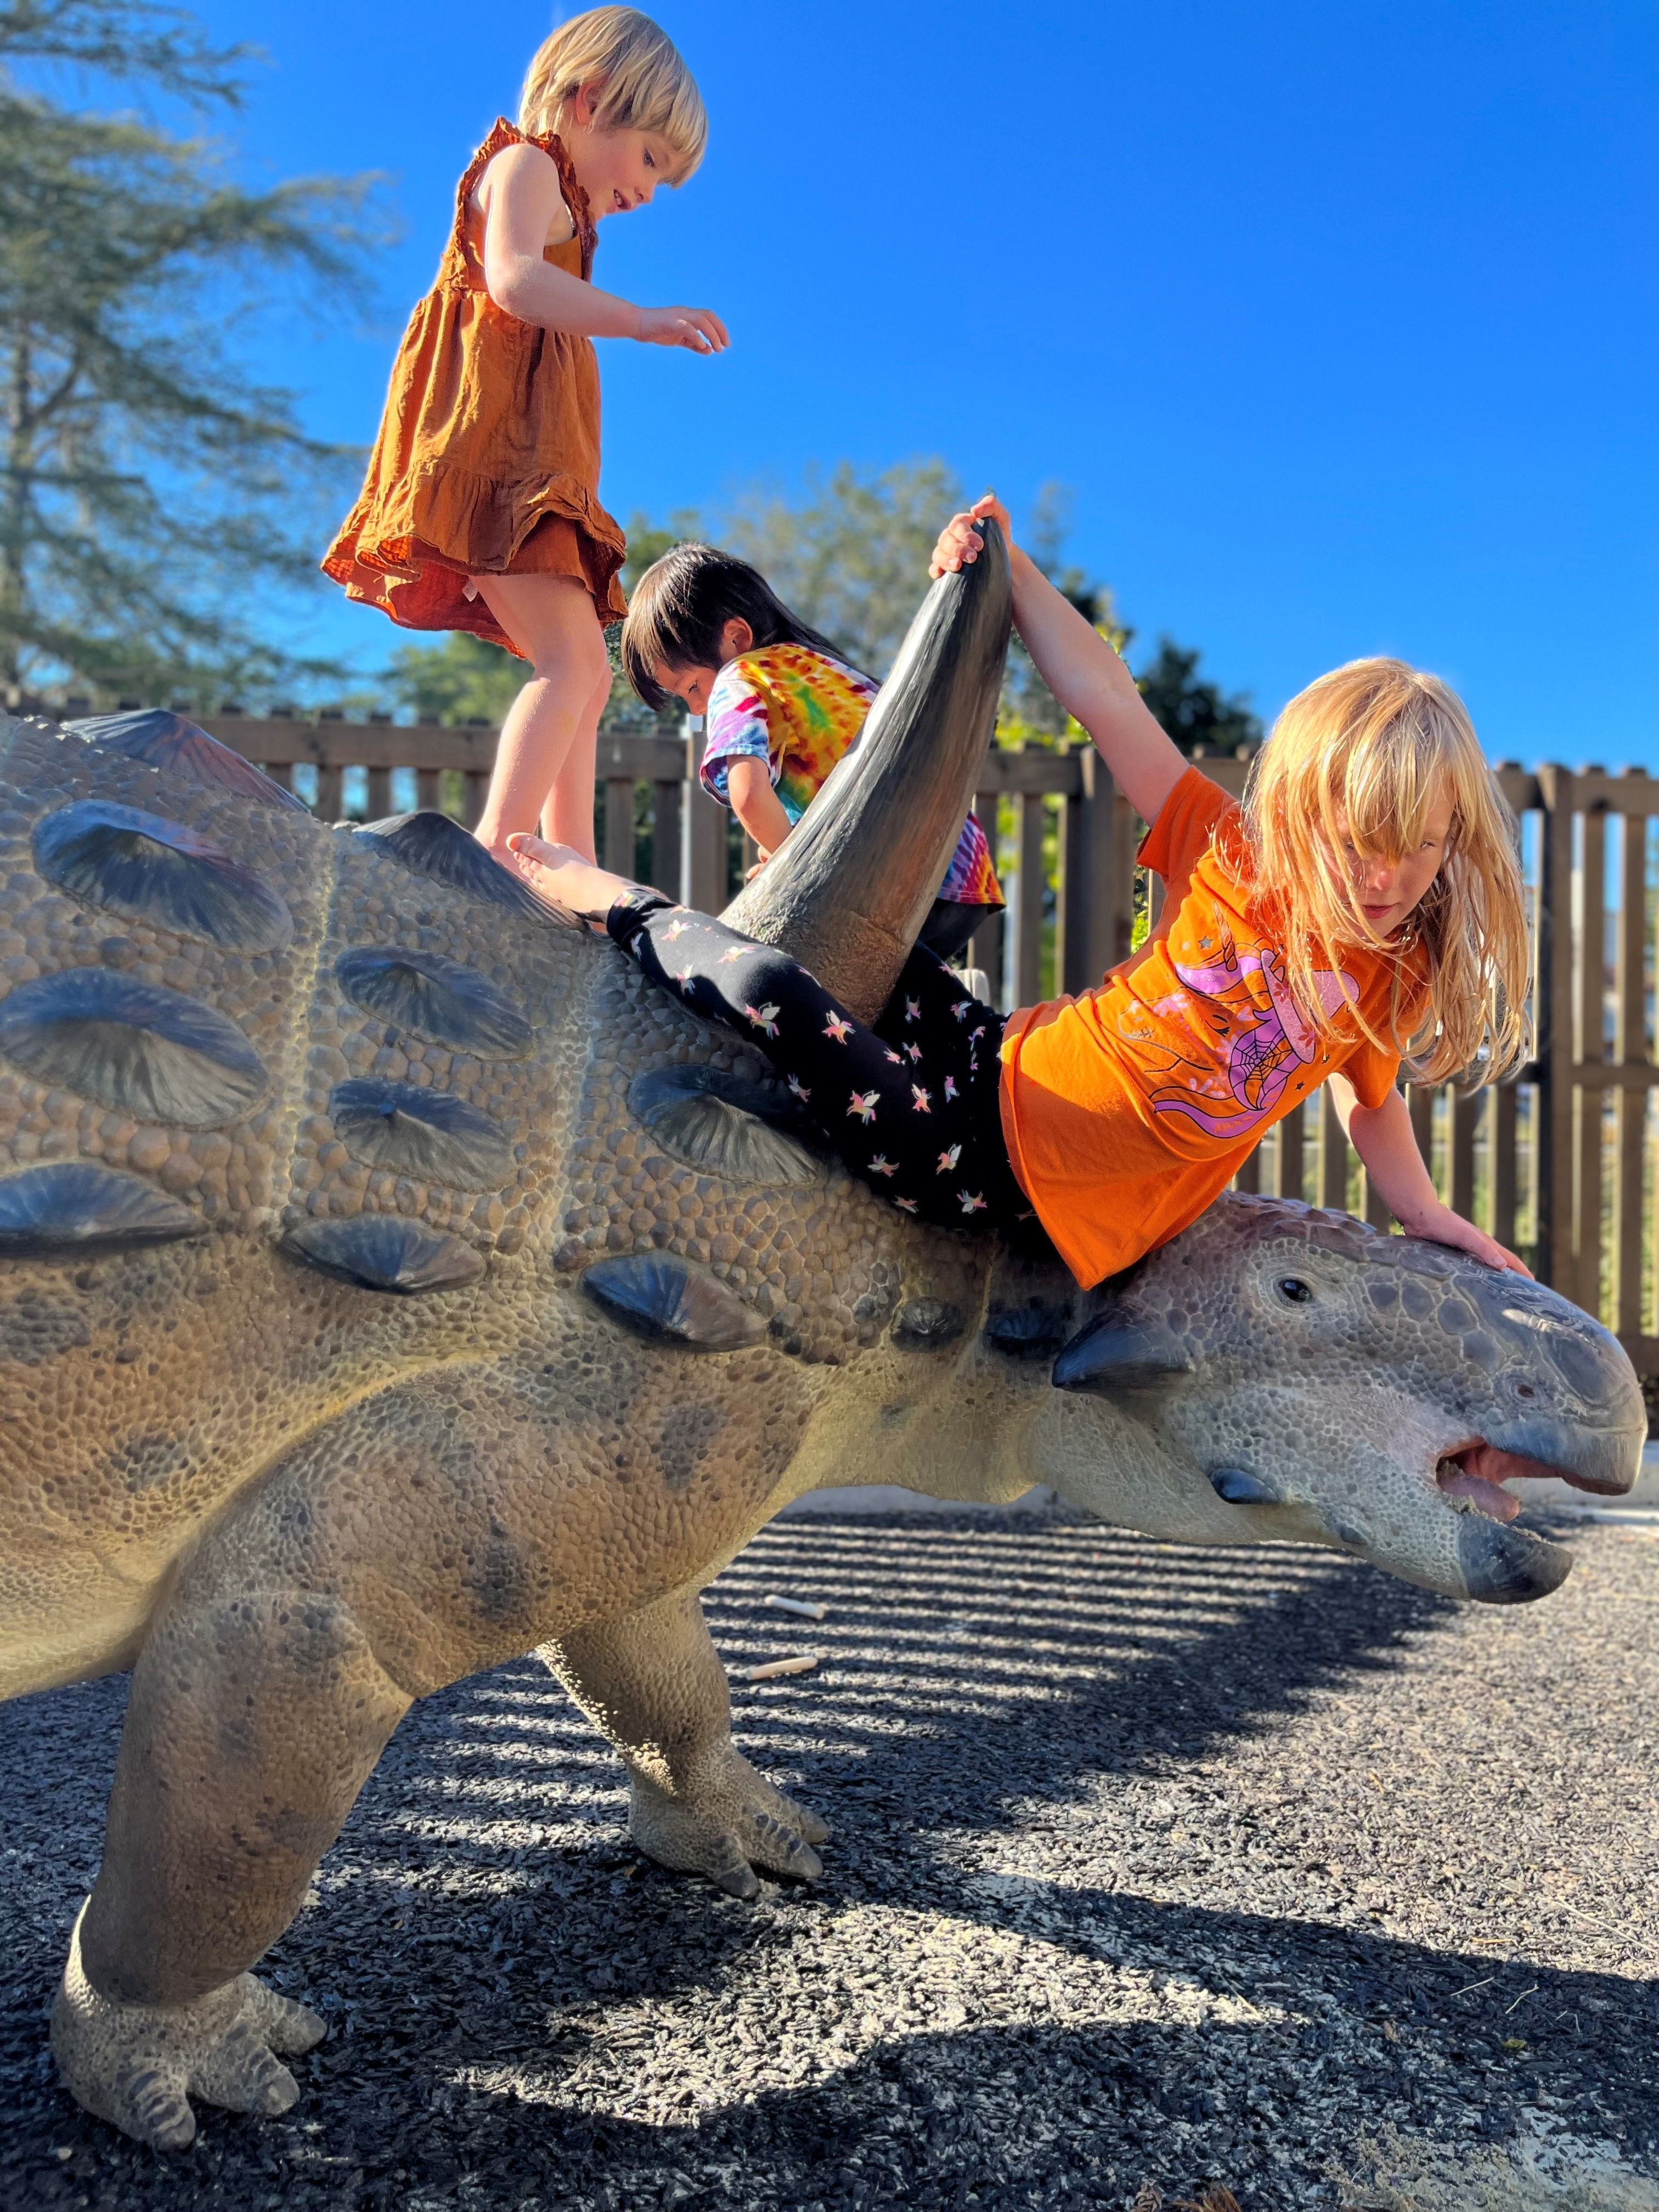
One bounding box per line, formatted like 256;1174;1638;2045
354;813;577;926
34;801;293;953
583;1254;768;1350
1051;1313;1194;1393
328;1081;515;1190
0;970;268;1127
628;1065;821;1187
282;1216;485;1294
891;1298;966;1350
0;1163;205;1254
983;1301;1073;1359
722;518;1012;1023
64;710;306;812
335;948;534;1060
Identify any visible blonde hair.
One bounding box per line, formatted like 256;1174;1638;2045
520;8;707;182
1240;656;1530;1086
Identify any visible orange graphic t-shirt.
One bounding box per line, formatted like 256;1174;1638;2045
998;766;1425;1288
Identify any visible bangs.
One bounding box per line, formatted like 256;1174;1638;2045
1242;656;1531;1086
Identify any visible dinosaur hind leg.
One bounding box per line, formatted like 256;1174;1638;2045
545;1586;831;1900
53;1584;409;2147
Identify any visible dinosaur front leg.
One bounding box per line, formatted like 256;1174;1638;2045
544;1587;830;1899
53;1586;409;2147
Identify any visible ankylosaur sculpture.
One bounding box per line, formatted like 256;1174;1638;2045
0;534;1639;2147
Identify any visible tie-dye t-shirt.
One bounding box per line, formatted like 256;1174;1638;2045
699;642;1002;909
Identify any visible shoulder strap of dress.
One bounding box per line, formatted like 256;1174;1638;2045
450;119;597;281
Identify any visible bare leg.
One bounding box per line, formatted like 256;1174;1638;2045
539;650;614;850
543;1588;830;1900
470;573;611;865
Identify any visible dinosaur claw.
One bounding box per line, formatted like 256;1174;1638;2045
257;1992;326;2056
626;1752;832;1896
714;1855;762;1901
51;1906;322;2148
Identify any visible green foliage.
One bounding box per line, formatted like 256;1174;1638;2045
720;458;962;678
1136;639;1263;757
383;633;522;727
380;470;1259;775
0;0;382;709
620;507;702;592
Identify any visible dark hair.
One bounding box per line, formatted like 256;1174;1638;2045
620;542;855;710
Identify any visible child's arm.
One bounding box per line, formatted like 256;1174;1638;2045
932;494;1184;825
726;758;794;861
477;144;727;353
1328;1075;1530;1275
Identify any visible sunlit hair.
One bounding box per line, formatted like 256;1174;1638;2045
1239;657;1531;1086
520;8;707;182
620;542;855;708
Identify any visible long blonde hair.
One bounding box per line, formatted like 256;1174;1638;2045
1241;657;1530;1086
520;8;707;182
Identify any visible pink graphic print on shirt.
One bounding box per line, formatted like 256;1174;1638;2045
1135;918;1358;1142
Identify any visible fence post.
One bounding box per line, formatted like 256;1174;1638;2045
1536;765;1573;1296
684;722;728;912
970;769;1006;1008
1061;744;1117;994
1014;751;1046;1006
1318;1090;1347;1210
1614;783;1647;1338
650;778;682;899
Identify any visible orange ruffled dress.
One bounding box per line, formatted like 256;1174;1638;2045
323;119;628;654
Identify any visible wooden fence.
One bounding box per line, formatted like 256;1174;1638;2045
81;710;1659;1375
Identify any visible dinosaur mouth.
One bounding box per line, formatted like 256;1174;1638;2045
1435;1440;1609;1524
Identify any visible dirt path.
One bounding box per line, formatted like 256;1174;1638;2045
3;1511;1657;2211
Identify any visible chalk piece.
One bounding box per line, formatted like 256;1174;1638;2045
747;1655;821;1682
763;1594;827;1621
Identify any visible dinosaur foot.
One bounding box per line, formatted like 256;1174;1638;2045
50;1904;325;2148
629;1751;832;1900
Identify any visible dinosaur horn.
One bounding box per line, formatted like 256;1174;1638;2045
721;518;1012;1023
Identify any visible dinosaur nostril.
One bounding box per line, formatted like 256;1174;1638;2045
1547;1331;1610;1402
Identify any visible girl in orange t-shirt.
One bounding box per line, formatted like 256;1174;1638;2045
506;497;1532;1290
323;9;726;870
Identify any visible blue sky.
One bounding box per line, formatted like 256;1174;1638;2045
138;3;1659;761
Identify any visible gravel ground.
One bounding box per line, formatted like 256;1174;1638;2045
3;1508;1659;2212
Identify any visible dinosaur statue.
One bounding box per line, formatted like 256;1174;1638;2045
0;529;1640;2149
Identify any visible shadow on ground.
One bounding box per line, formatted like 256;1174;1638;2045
2;1514;1655;2211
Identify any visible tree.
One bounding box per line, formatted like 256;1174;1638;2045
1000;481;1124;738
1135;639;1262;756
382;633;522;729
721;458;962;677
0;0;378;710
382;466;1261;765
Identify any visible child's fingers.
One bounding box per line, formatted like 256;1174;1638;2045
685;308;727;351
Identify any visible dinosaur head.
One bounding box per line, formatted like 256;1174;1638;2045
1041;1193;1642;1603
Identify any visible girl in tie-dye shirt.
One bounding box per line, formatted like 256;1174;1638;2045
620;543;1002;958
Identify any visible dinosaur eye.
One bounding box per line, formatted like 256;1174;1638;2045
1277;1277;1314;1305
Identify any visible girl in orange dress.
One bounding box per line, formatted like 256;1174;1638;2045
323;8;725;867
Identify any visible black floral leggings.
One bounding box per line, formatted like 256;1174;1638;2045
607;889;1040;1243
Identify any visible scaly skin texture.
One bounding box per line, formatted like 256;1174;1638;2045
0;703;1643;2150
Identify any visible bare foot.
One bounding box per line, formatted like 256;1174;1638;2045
506;833;633;923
